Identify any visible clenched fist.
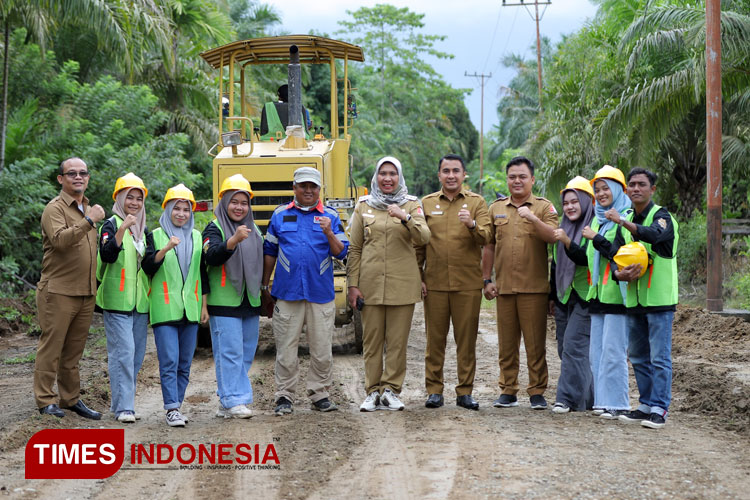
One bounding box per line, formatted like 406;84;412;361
458;209;474;228
88;204;105;223
165;236;181;251
122;214;137;229
517;206;535;221
318;216;333;235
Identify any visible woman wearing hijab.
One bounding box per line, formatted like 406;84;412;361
97;172;150;424
347;156;430;412
202;174;263;419
581;166;633;420
549;176;595;413
142;184;208;427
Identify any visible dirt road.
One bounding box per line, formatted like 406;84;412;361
1;304;749;499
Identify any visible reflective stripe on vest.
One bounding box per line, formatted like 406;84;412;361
149;228;203;324
585;218;626;305
624;205;679;307
205;221;261;307
96;215;150;313
552;241;591;304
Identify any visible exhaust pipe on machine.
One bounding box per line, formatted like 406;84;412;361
284;45;307;149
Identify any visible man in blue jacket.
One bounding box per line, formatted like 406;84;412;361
262;167;348;415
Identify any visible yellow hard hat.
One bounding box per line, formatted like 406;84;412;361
561;176;594;199
162;183;196;210
614;242;649;278
112;172;148;200
591;165;627;190
218;174;253;200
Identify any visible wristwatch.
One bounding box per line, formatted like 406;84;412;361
401;214;412;225
260;285;270;291
483;278;493;286
84;216;95;227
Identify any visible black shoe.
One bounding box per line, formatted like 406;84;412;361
311;398;338;412
529;395;548;410
641;413;666;429
63;400;102;420
274;397;293;416
39;404;65;418
456;394;479;411
425;394;444;408
618;409;650;423
492;394;518;408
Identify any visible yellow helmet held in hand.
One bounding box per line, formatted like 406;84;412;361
614;242;649;278
112;172;148;200
561;176;594;199
218;174;253;200
591;165;627;190
162;183;196;210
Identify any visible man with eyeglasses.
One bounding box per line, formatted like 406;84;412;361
34;157;106;419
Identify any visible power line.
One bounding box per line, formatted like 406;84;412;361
502;0;552;108
482;5;504;73
465;71;492;195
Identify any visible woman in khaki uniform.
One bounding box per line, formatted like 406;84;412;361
347;156;430;411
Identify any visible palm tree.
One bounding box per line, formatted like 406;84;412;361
601;4;750;216
1;0;51;171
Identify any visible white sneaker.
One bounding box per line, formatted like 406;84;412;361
551;402;570;414
379;389;405;411
592;408;605;415
220;404;252;419
166;409;186;427
117;411;136;423
360;392;380;412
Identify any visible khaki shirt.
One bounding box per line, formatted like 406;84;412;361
417;187;491;291
489;194;558;294
347;196;431;305
38;190;98;296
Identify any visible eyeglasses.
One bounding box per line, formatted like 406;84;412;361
62;171;90;179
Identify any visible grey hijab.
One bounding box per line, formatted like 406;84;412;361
555;189;594;301
366;156;409;210
112;187;147;256
213;190;263;298
159;199;195;282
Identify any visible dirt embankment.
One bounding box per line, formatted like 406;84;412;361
0;304;749;499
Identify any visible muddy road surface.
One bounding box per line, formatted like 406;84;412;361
1;304;749;499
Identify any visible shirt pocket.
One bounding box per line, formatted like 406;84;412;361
362;217;376;242
493;217;509;239
280;221;298;233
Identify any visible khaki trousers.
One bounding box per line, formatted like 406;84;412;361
496;293;548;396
361;303;415;394
273;299;335;403
424;289;481;396
34;284;96;408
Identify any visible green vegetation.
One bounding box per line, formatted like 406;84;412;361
3;351;36;364
0;2;477;291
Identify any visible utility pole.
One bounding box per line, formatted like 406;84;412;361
502;0;551;107
465;71;491;195
706;0;722;311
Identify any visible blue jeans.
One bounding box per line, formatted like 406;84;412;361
153;322;199;410
209;314;259;408
589;313;630;410
627;311;673;417
103;311;148;416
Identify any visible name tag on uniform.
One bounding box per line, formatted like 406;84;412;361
313;216;323;224
495;214;507;219
362;213;375;218
431;211;443;215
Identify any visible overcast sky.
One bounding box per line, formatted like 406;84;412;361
265;0;600;132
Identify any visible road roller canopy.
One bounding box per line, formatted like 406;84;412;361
199;35;365;68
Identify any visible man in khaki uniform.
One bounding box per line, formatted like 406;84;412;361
34;157;105;419
417;154;491;410
481;156;558;410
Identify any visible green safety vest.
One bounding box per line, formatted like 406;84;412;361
149;228;203;325
259;102;310;141
205;220;262;308
96;215;150;313
553;239;591;304
585;217;628;305
623;204;679;307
